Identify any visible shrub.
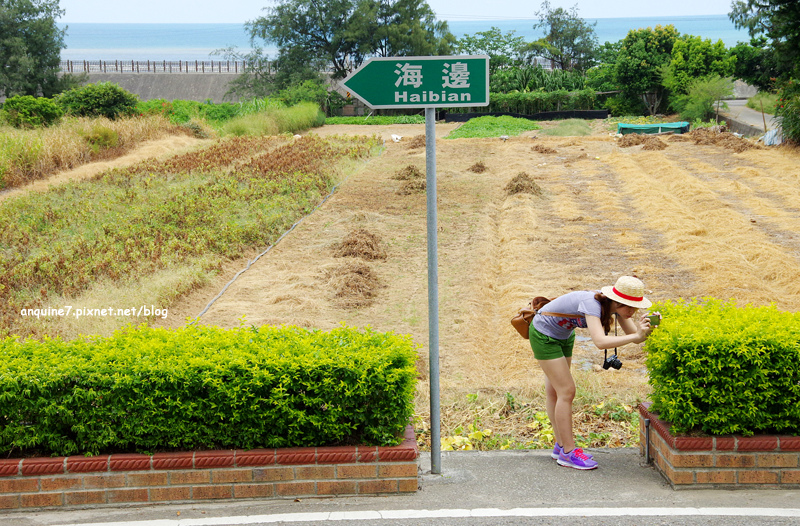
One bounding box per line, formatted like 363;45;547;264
1;95;63;128
484;89;597;114
0;324;418;456
83;125;119;152
691;118;723;129
776;78;800;144
277;79;327;108
645;298;800;436
236;97;285;116
56;82;139;120
602;94;646;117
199;99;240;122
179;120;212;138
491;66;586;93
325;115;426;125
671;75;734;123
221;101;324;136
137;98;242;124
137;99;177;120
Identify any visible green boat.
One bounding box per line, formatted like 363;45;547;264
617;122;690;135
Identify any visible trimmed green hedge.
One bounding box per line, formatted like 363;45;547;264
489;89;597;114
0;325;418;456
447;89;598;116
645;299;800;436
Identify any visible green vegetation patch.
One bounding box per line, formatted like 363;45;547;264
746;92;779;115
486;89;597;115
138;98;324;136
445;115;541;139
325;115;426;125
222;102;325;136
56;82;139;120
1;95;63;128
539;119;592;136
0;324;417;456
645;298;800;436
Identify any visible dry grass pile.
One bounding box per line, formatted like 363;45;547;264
397;179;427;195
670;128;761;153
407;135;426;149
392;165;424;180
331;228;387;261
468;161;487;173
532;143;557;154
324;260;382;308
616;134;648;147
618;134;669;150
504;172;543;196
641;137;668;151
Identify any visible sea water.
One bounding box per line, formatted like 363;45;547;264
58;15;750;62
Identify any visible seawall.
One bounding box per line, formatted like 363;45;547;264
83;73;241;103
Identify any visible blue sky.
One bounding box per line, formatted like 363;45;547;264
57;0;735;24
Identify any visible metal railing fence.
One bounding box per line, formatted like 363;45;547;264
59;60;269;74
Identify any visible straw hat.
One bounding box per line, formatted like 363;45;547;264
601;276;652;309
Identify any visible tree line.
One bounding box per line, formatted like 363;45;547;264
1;0;798;137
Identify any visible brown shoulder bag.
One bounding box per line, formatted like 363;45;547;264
511;297;585;339
511;296;550;339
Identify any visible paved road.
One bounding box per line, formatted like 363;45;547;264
719;99;778;133
8;449;800;526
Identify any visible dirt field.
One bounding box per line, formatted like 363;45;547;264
12;121;799;450
143;121;800;449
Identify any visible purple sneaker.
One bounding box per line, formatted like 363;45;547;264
557;447;598;470
552;443;592;460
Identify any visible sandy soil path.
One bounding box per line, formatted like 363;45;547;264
0;135;211;203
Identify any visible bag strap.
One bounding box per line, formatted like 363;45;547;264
537;311;586;319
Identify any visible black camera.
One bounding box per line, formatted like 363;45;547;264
603;353;622;370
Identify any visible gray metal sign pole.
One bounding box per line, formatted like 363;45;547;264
341;55;489;477
425;107;441;475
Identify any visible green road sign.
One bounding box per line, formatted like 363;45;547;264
340;55;489;109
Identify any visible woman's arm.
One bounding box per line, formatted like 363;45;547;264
616;314;641;336
585;315;649;350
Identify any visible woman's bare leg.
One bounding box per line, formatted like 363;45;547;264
539;357;576;452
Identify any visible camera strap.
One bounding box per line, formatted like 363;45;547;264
604;316;619;362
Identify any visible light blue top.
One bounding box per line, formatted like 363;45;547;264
532;291;602;340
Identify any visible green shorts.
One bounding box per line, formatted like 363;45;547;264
529;325;575;360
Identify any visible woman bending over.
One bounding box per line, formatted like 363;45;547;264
529;275;657;470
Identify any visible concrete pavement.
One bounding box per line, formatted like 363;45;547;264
718;99;779;136
7;448;800;526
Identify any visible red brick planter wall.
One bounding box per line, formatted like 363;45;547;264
639;402;800;488
0;426;418;510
